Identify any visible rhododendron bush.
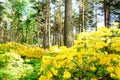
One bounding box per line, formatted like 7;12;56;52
39;27;120;80
0;42;44;58
0;42;43;80
0;27;120;80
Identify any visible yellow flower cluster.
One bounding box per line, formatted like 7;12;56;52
39;27;120;80
0;42;45;58
74;27;120;53
63;70;71;78
15;45;44;58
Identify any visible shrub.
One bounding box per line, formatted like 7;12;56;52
14;44;45;58
39;27;120;80
74;27;120;54
0;52;41;80
0;42;45;58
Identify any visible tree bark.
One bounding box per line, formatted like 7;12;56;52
106;0;113;28
47;0;50;48
78;5;81;33
64;0;73;47
106;6;110;28
37;2;41;47
43;0;50;49
1;27;4;43
82;0;85;31
94;3;97;31
59;0;63;46
43;13;47;49
104;0;107;27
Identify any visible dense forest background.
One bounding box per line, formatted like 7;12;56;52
0;0;120;48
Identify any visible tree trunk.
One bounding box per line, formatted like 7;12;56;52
37;2;41;47
1;27;4;43
78;5;81;33
64;0;73;47
118;15;120;28
11;24;15;42
59;0;63;46
37;16;41;47
106;0;113;28
94;3;98;31
47;0;51;48
106;6;110;28
43;32;46;49
43;0;50;49
82;0;85;32
104;0;107;27
43;5;48;49
26;25;28;43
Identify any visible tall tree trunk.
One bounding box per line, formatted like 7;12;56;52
59;0;63;46
106;6;110;28
10;9;15;42
43;33;46;49
64;0;73;47
47;0;50;48
43;2;48;49
82;0;85;32
26;25;28;43
78;5;81;33
94;3;98;31
11;22;14;42
37;2;41;47
43;0;50;49
53;33;55;45
37;16;41;46
104;0;107;27
3;22;8;43
1;27;4;43
106;0;113;28
119;15;120;28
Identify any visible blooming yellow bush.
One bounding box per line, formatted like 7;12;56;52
0;42;44;58
1;27;120;79
14;44;44;58
74;27;120;54
39;27;120;80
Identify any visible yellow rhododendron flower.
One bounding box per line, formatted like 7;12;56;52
90;66;96;71
110;73;116;78
107;67;114;73
115;67;120;78
39;76;47;80
63;71;71;79
91;78;97;80
78;59;83;65
49;46;60;53
111;42;120;47
115;47;120;51
68;62;76;70
99;57;111;65
54;62;61;69
46;71;53;78
51;67;57;76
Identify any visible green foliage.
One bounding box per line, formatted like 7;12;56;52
20;59;41;80
0;51;41;80
0;52;24;79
